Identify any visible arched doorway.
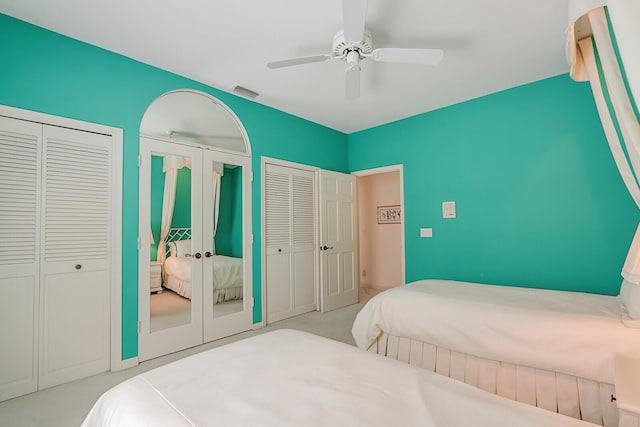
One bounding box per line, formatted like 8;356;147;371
137;90;252;361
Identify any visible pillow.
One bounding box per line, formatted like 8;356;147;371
168;241;177;257
174;239;192;257
619;279;640;327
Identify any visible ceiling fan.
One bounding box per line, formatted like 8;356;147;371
266;0;444;100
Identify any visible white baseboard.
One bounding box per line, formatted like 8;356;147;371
112;356;139;372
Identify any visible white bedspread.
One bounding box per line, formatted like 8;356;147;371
352;279;640;385
82;330;590;427
163;255;243;299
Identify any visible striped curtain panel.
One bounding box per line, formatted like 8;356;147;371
567;1;640;282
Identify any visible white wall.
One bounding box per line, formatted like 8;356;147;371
357;172;402;289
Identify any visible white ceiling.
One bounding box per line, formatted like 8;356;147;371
0;0;571;134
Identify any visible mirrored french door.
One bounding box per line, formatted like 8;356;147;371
138;137;252;361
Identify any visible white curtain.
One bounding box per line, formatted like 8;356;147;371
157;155;191;264
211;162;224;255
567;1;640;282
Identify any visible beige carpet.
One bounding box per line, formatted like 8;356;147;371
0;302;365;427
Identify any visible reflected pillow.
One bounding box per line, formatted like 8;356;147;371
619;279;640;327
171;239;192;257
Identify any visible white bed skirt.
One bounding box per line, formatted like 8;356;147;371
368;332;619;427
213;287;242;304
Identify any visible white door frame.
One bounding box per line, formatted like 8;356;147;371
260;157;319;327
351;164;406;286
0;104;124;372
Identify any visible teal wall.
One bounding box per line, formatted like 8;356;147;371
0;14;348;360
150;156;164;261
3;12;638;362
172;168;192;229
215;167;243;258
349;74;640;295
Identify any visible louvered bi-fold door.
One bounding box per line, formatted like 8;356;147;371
39;125;111;389
0;116;42;402
264;163;316;323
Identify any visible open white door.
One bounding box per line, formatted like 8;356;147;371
319;170;358;312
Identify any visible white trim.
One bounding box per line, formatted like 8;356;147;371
261;156;319;173
0;104;125;373
260;157;320;326
119;357;139;370
351;164;406;286
109;128;124;371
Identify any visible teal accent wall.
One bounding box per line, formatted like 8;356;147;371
215;167;243;258
172;168;192;229
348;74;640;295
0;14;348;360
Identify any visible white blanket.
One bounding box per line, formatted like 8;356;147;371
82;330;591;427
163;255;243;299
352;279;640;385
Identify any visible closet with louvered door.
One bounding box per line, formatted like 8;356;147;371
0;116;112;401
0;116;42;402
264;162;317;323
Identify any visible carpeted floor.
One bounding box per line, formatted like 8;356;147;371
0;301;366;427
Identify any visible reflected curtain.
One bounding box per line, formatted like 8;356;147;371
567;1;640;282
157;155;191;264
211;162;224;255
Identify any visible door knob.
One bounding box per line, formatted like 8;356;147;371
321;245;334;251
205;251;213;258
194;252;202;259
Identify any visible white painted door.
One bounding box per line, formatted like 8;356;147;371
38;125;112;388
264;162;317;323
138;138;203;361
0;116;41;401
202;150;253;342
319;170;358;312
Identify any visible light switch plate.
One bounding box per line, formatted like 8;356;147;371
420;228;433;238
443;201;456;218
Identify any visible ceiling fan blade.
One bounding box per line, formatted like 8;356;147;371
267;54;332;69
342;0;368;43
345;65;361;100
371;48;444;65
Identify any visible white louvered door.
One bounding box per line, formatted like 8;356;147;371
39;125;111;389
264;163;316;323
0;116;42;401
0;118;113;401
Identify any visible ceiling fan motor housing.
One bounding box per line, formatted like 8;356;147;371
333;29;373;59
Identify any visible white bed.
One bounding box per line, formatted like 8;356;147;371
82;329;594;427
164;254;243;302
352;279;640;426
162;230;243;303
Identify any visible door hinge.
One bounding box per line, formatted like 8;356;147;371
138;321;141;333
251;234;254;244
251;297;255;308
251;171;254;182
138;154;142;168
137;236;141;251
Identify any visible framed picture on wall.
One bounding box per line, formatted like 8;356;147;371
377;205;401;224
